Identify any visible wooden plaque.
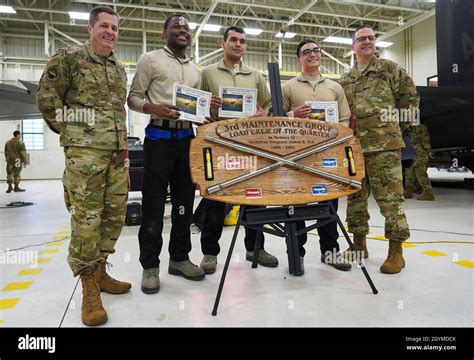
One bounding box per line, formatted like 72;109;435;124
190;117;365;205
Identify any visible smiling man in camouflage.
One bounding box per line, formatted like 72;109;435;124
339;24;419;274
37;6;131;326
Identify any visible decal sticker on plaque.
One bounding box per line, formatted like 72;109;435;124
312;185;328;196
322;158;337;167
245;188;262;198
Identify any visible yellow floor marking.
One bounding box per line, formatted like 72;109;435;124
29;257;52;265
46;241;64;247
372;235;388;241
422;250;447;257
0;298;20;309
17;268;44;276
402;243;417;248
0;320;4;325
52;235;67;240
2;281;33;291
453;260;474;269
39;249;59;255
56;231;70;235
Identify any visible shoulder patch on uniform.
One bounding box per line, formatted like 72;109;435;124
46;67;58;81
46;57;59;68
404;77;414;86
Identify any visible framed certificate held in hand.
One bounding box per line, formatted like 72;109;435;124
173;83;211;123
304;101;339;123
219;86;257;118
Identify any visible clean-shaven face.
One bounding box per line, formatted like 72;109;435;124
297;42;321;72
88;12;119;55
222;30;247;61
165;16;191;49
351;27;376;58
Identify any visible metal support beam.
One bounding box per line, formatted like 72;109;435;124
197;50;223;66
321;49;350;69
278;42;282;70
44;22;50;57
195;37;199;63
286;0;318;28
196;47;222;65
377;8;435;42
325;0;427;13
49;25;82;45
192;0;219;47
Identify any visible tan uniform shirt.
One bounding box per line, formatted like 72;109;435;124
128;46;201;123
202;59;271;120
282;75;351;126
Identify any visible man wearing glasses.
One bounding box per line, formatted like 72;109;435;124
282;39;352;274
339;25;419;274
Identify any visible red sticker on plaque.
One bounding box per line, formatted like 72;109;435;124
245;188;262;198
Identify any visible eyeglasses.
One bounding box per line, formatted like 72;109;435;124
354;35;376;43
301;47;321;56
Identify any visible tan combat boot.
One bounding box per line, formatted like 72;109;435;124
13;184;25;192
342;235;369;261
413;184;423;194
96;261;131;294
416;189;435;201
6;182;13;193
80;273;108;326
403;187;413;199
380;240;405;274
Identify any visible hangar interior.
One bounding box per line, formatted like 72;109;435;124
0;0;472;328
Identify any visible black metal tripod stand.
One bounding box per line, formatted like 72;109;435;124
212;202;378;316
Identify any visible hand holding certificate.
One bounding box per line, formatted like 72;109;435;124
173;83;212;124
218;86;257;118
304;101;339;124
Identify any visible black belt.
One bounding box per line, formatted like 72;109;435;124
151;119;191;129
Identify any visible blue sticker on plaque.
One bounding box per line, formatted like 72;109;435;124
312;185;328;196
322;158;337;167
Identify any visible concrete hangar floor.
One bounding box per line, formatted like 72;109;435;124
0;174;472;328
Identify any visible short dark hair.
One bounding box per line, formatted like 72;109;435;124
13;130;20;137
352;24;374;41
89;6;119;26
223;26;245;41
296;39;319;57
164;14;188;31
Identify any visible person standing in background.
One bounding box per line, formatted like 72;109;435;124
4;130;28;193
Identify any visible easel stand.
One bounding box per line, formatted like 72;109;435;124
212;202;378;316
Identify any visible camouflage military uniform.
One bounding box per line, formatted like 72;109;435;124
339;55;419;241
37;41;128;276
4;137;27;186
405;123;433;192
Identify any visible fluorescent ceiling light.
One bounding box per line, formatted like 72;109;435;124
275;32;296;39
323;36;393;48
188;22;221;32
323;36;352;45
0;5;16;13
203;24;221;32
375;41;393;48
244;28;263;36
69;11;89;20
